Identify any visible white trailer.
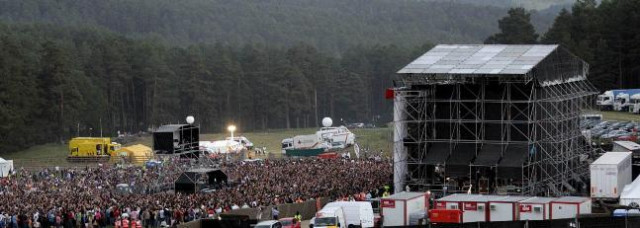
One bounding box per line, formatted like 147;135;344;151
381;192;429;226
590;152;632;199
487;196;530;222
549;197;591;219
518;197;554;221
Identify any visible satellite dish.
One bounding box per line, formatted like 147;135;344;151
322;117;333;127
186;116;195;124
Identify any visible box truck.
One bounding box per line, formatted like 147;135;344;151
324;201;374;228
313;206;346;228
590;152;632;200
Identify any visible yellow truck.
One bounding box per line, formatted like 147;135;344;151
67;137;121;162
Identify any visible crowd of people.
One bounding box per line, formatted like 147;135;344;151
0;157;392;228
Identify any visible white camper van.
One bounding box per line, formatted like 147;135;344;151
313;206;346;228
324;201;375;228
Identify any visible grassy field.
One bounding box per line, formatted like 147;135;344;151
5;111;634;169
596;110;640;122
3;127;393;169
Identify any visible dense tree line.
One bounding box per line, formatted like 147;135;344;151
0;24;427;153
541;0;640;90
0;0;558;54
486;0;640;90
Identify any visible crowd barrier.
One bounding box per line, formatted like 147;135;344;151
223;197;331;220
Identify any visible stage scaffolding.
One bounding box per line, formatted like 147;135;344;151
393;45;598;196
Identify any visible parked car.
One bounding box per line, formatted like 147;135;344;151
591;128;610;138
601;130;630;140
595;121;611;129
279;218;301;228
255;220;282;228
622;122;636;131
617;134;637;142
609;121;629;130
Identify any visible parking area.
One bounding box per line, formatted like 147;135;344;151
581;118;639;145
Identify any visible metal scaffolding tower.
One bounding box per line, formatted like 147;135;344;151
393;44;598;197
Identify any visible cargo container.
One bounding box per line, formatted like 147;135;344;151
381;192;429;226
435;194;509;223
518;197;554;221
428;209;462;224
487;196;530;222
549;197;591;219
590;152;632;199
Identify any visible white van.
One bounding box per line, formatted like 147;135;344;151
313;206;346;228
324;201;374;227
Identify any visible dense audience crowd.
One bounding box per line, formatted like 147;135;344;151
0;157;391;228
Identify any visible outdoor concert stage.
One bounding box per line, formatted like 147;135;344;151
392;44;598;196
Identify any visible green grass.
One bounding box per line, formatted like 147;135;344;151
595;110;640;122
4;127;393;169
2;143;76;169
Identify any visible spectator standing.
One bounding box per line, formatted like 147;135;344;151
271;207;279;220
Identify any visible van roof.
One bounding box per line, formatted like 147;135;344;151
318;206;342;214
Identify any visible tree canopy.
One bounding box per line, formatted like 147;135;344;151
0;24;428;153
0;0;560;54
541;0;640;90
485;8;539;44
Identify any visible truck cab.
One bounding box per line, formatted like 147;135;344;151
614;93;631;112
313;206;346;228
630;94;640;114
281;138;294;153
597;91;616;111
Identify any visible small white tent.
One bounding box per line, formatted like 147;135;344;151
621;176;640;207
0;157;14;177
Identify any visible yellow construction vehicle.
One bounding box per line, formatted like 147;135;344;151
67;137;121;162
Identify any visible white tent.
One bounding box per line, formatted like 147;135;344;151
200;140;244;154
621;175;640;207
0;157;14;177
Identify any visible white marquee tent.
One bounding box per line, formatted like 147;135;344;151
621;175;640;207
0;157;14;177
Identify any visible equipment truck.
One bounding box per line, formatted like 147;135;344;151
602;89;640;112
613;89;640;112
630;93;640;114
67;137;121;162
598;90;628;111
